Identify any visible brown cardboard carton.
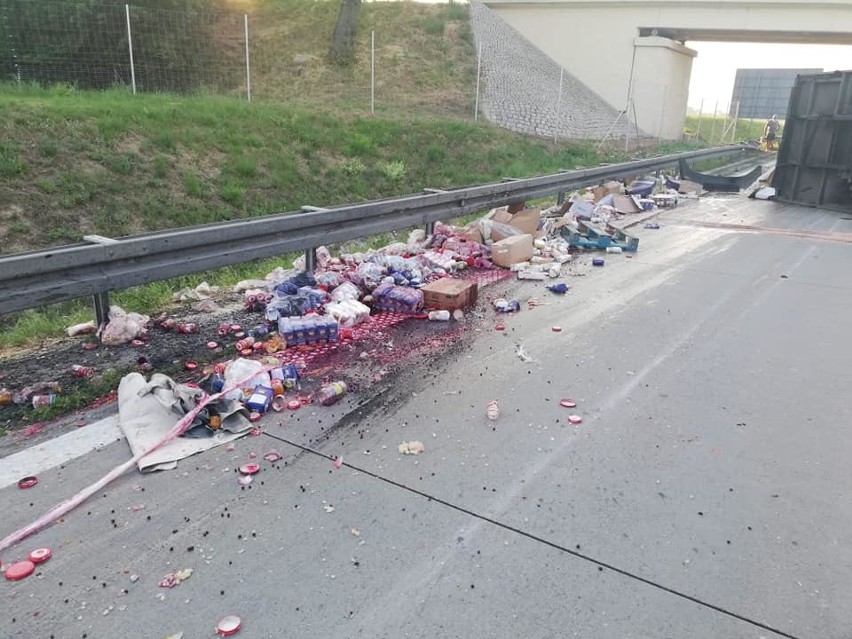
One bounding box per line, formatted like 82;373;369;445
612;194;643;214
459;223;483;244
592;181;623;202
507;207;541;236
420;278;479;311
490;234;534;268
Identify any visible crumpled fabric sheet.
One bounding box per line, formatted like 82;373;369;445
118;372;252;472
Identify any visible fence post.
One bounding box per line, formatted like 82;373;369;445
244;14;251;102
554;68;563;143
695;98;704;139
709;101;719;144
731;100;740;142
474;42;482;122
125;4;136;94
370;30;375;115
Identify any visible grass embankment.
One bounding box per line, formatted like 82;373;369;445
684;114;769;146
0;85;608;348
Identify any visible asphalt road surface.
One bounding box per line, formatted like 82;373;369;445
1;194;851;639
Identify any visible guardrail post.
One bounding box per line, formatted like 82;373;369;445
82;234;120;327
305;247;317;272
93;291;110;327
556;191;565;206
425;221;435;236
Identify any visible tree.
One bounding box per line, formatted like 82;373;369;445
329;0;361;64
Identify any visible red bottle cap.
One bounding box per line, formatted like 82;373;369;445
248;412;261;423
239;463;260;475
495;325;505;331
207;341;219;350
559;399;577;408
17;476;38;489
28;547;52;564
5;560;35;581
184;361;198;371
216;614;241;636
552;326;562;332
287;400;302;410
567;415;583;424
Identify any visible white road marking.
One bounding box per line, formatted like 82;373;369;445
0;415;124;490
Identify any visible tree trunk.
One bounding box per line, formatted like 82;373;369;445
330;0;362;64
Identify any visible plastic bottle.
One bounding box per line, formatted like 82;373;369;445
270;378;285;397
0;388;12;406
428;310;451;321
316;381;347;406
606;246;623;254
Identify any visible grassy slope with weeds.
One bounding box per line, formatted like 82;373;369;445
0;84;607;347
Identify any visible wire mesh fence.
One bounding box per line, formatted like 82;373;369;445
0;0;249;96
0;0;713;142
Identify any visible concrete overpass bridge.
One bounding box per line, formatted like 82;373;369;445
479;0;852;139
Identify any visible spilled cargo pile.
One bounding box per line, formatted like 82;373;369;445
1;172;686;418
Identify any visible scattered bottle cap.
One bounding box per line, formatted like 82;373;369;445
184;361;198;372
216;614;242;636
287;400;302;410
486;400;500;421
552;326;562;332
495;325;505;331
567;415;583;424
17;476;38;489
263;451;282;463
206;341;219;350
237;475;252;487
130;339;145;348
559;399;577;408
28;547;52;564
4;560;35;581
239;463;260;475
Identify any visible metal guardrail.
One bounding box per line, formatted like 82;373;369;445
0;145;750;321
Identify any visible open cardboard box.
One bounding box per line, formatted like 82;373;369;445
491;234;534;268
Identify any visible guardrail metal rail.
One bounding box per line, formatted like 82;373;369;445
0;145;751;324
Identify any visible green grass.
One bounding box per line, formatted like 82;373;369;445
684;114;769;145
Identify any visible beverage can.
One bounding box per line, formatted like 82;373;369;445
176;323;198;334
71;364;95;378
32;394;56;409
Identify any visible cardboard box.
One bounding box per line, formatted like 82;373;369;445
420;278;479;311
613;194;643;214
507;201;526;214
592;181;623;202
490;234;534;268
459;223;483;244
568;199;595;219
507;208;541;236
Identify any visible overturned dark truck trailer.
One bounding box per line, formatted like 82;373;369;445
772;70;852;210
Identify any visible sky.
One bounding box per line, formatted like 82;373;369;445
687;42;852;113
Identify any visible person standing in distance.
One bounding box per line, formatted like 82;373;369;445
764;115;781;151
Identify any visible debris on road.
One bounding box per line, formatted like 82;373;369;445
486;400;500;421
398;441;425;455
216;614;242;636
158;567;193;588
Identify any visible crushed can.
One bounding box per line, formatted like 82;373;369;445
71;364;95;378
175;323;198;334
